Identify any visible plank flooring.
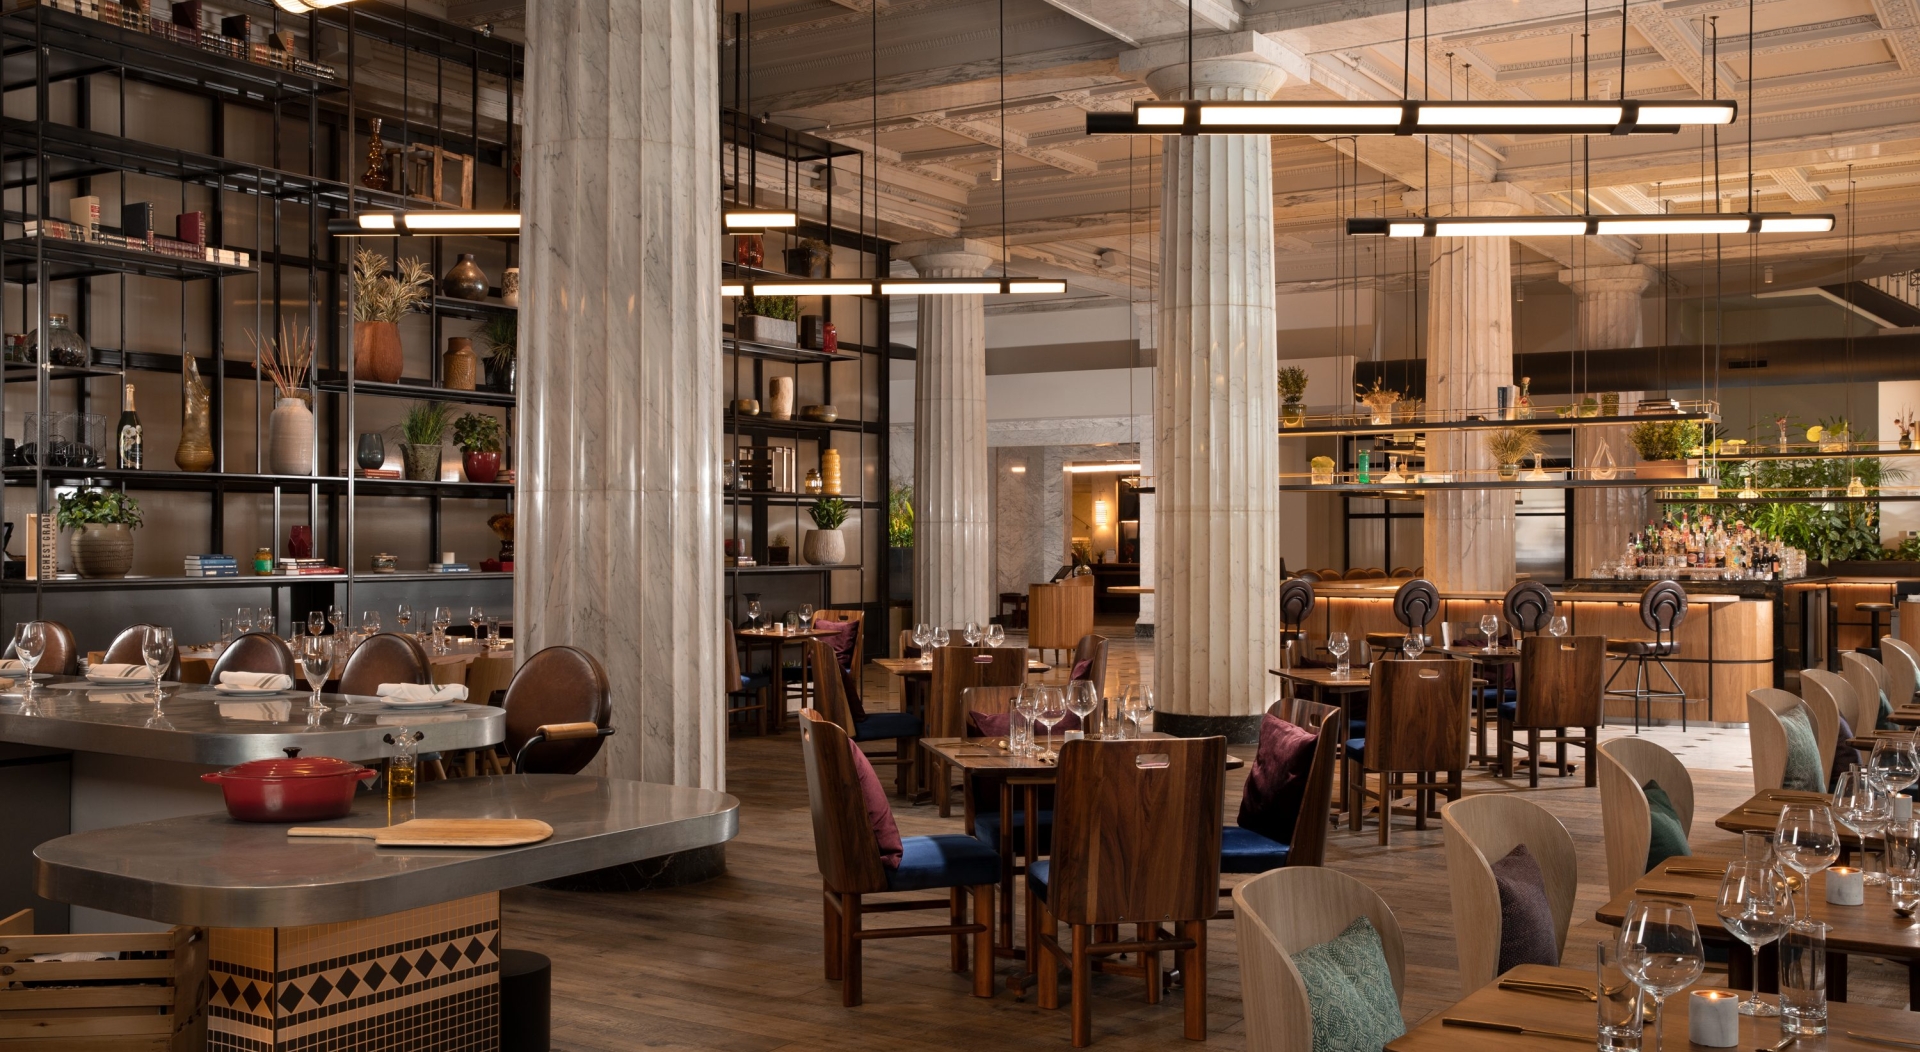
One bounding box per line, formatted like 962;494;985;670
508;619;1911;1050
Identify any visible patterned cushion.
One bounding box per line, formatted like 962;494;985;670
848;741;903;868
1643;780;1692;872
1490;844;1560;971
1778;705;1825;792
1289;916;1405;1052
1236;712;1317;843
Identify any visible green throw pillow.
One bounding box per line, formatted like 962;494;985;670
1290;916;1405;1052
1777;704;1824;793
1878;688;1896;732
1643;780;1691;872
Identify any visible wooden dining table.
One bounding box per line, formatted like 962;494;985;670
1713;789;1888;847
735;625;838;730
868;654;1051;730
1388;963;1918;1050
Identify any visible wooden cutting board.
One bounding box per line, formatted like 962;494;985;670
286;818;554;848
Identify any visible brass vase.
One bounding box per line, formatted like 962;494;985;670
174;353;215;471
443;337;479;391
363;117;388;191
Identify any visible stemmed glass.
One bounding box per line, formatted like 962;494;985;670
1480;614;1501;651
395;604;413;636
1717;860;1795;1015
234;608;254;634
1833;768;1893;885
912;623;932;663
1122;685;1153;735
431;606;453;653
964;621;982;646
362;611;381;636
141;626;174;702
1867;737;1919;799
327;605;345;637
1618;899;1706;1052
1034;686;1067;761
15;622;45;701
256;608;276;636
933;626;951;649
985;624;1005;648
1775;805;1841;916
1013;688;1043;757
1065;680;1099;738
467;606;485;644
308;611;326;637
745;598;763;629
301;635;332;709
1548;615;1570;638
1327;631;1350;674
798;603;814;629
1402;633;1425;660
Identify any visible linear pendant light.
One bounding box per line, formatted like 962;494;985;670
1089;99;1736;136
1347;212;1834;237
274;0;354;11
721;278;1067;297
329;211;521;235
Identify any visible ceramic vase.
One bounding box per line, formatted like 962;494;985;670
72;523;133;579
501;267;520;307
356;432;386;470
442;253;488;300
443;337;479;391
463;451;500;483
802;528;846;566
353;320;404;384
175;352;214;471
820;448;842;495
268;397;314;476
768;376;795;420
484;354;516;394
401;443;442;482
362;117;388;191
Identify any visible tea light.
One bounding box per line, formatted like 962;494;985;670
1826;866;1865;906
1063;729;1085;742
1687;990;1740;1048
441;551;456;564
1895;796;1914;824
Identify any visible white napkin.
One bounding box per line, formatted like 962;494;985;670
219;671;294;690
87;664;154;681
376;683;468;703
0;659;21;671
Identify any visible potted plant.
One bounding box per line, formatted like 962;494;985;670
803;496;848;565
1601;392;1621;417
737;295;799;347
1394;395;1424;445
392;401;452;482
1513;376;1534;419
253;320;315;476
783;237;827;278
768;531;791;566
477;315;516;394
1898;409;1916;451
452;412;504;483
57;488;141;578
1355;377;1400;425
1309;455;1336;485
1485;427;1541;481
1278;366;1308;428
351;247;433;384
1812;418;1851;453
1629;419;1703;479
887;482;913;602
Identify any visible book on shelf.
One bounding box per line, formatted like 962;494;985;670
275;566;344;576
26;513;56;580
183;567;239;578
356;469;402;479
428;563;471;573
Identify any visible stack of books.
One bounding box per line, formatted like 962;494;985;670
276;558;344;576
428;562;471;574
355;468;401;479
183;554;239;578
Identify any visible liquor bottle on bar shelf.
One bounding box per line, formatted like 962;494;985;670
1608;510;1805;581
116;383;142;470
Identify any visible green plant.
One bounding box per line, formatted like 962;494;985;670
1070;538;1093;565
1278;366;1308;402
55;488;142;530
451;413;503;454
1674;454;1908;564
1601;392;1620;416
1889;533;1920;561
887;483;914;547
393;401;453;447
1484;427;1541;466
742;295;798;321
351;247;433;323
1628;419;1702;461
477;315;517;364
770;532;790;548
808;496;848;530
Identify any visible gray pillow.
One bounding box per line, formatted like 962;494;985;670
1490;843;1560;972
1643;780;1692;872
1777;704;1824;792
1290;916;1405;1052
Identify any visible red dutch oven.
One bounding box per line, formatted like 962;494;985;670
201;747;378;822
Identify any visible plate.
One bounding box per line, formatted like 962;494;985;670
213;683;291;697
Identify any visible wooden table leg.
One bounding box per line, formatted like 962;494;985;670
997;780;1016;953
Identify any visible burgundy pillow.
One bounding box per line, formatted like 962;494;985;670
1235;712;1317;842
1491;843;1560;971
967;709;1080;737
847;740;903;868
1070;658;1092;681
813;619;857;670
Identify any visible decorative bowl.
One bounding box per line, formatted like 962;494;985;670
800;404;838;423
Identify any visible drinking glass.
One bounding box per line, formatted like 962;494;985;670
485;617;502;648
1618;899;1705;1052
361;611;381;636
964;621;982;646
1868;737;1919;798
468;605;485;642
15;622;45;699
985;624;1005;648
431;606;453;653
1065;680;1098;739
257;608;276;636
1122;685;1153;735
385;729;418;801
1034;686;1067;761
1778;921;1829;1035
933;627;950;649
745;599;763;629
1892;874;1920;918
912;623;931;661
1717;860;1794;1016
1833;767;1892;884
141;626;174;701
234;608;254;634
304;611;322;637
1548;615;1570;637
1402;633;1425;660
1595;941;1646;1052
1479;614;1500;650
395;604;413;634
301;636;331;708
1774;805;1841;916
1327;631;1350;674
1013;688;1043;757
1742;829;1775;863
1886;817;1919;878
798;603;814;628
217;617;235;647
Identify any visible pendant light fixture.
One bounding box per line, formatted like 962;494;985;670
274;0;354;11
329;211;521;235
1090;98;1734;136
1348;213;1832;237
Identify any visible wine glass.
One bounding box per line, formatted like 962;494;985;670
1327;631;1350;674
746;598;763;629
301;635;332;709
964;621;982;646
234;608;254;635
911;623;931;662
327;604;345;636
431;606;453;653
1034;686;1067;761
15;622;45;700
1122;685;1153;735
933;626;950;649
395;604;413;635
362;611;381;635
256;608;276;636
1013;687;1043;756
141;626;174;701
1775;805;1841;916
1480;614;1500;651
1548;615;1570;638
1618;899;1706;1052
1718;860;1795;1015
1833;768;1893;885
308;611;326;637
1402;633;1425;660
1066;680;1099;738
467;606;485;645
1867;737;1919;798
985;624;1005;648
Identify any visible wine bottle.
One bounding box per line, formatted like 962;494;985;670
117;382;142;469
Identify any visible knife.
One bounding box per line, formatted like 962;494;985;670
1496;979;1596;1001
1847;1032;1920;1051
1441;1018;1590;1042
1633;887;1706;899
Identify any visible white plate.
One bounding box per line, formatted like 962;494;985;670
213;684;290;697
379;695;456;708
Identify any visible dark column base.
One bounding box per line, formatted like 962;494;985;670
1133;622;1155;639
1153;712;1261;744
534;843;726;892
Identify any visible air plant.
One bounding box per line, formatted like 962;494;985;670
351;246;433;323
1484;427;1542;467
250;319;314;400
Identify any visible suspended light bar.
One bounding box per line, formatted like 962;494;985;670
329;212;521;236
723;210;799;233
274;0;354;11
722;278;1068;297
1063;463;1143;474
1348;212;1834;238
1088;99;1737;136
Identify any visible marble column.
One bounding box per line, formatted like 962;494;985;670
903;239;995;630
518;0;723;791
1563;264;1657;576
1126;34;1296;735
1420;193;1522;593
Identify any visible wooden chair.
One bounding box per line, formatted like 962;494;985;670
1366;578;1438;661
1596;737;1695;897
958;685;1033;839
101;623;183;680
1030;736;1225;1046
1788;677;1844;780
1441;793;1579;994
927;645;1025;815
209;632;296;680
1502;581;1556;636
815;609;867;672
337;632;431;696
810;638;922;797
1747;688;1837;793
1837;652;1888;736
1233;867;1405;1052
7;619;78;675
1068;633;1109;699
1219;699;1341;910
797;709;995;1007
724;617;776;735
1498;635;1604;787
1346;658;1471;845
1880;636;1920;707
1803;666;1867;741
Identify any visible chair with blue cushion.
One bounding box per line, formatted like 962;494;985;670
926;645;1026;815
1345;658;1470;845
1596;737;1695;897
724;618;776;735
809;638;922;796
1221;698;1341;887
797;710;995;1007
1497;635;1604;787
1234;867;1406;1052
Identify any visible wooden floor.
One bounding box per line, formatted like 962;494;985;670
507;621;1912;1050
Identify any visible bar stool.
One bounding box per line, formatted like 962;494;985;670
1367;578;1437;660
1603;581;1689;731
1856;602;1892;659
1279;577;1316;664
1503;581;1555;637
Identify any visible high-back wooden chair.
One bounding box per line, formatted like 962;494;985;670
797;710;995;1007
1030;736;1225;1046
957;685;1024;828
1441;794;1579;994
815;609;866;672
8;619;78;676
724;617;776;735
927;645;1025;815
1347;658;1471;844
1747;688;1837;793
1068;633;1109;699
102;623;183;680
209;632;296;680
1803;666;1866;739
336;632;431;696
1500;635;1604;787
810;638;921;797
1880;636;1920;707
1788;676;1844;780
1233;867;1405;1052
1596;737;1695;897
1837;652;1888;734
1219;699;1341;911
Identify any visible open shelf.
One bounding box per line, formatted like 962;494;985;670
0;6;341;104
428;296;517;320
724;492;875;507
726;412;871;435
1276;400;1720;439
0;571;511;593
0;467;512;499
726;564;837;575
0;235;255;283
314;377;516;407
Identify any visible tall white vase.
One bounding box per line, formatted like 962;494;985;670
269;397;314;476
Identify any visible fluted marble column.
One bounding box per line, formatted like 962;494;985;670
1127;34;1296;733
1422;195;1521;592
1563;264;1657;576
518;0;723;790
903;239;994;629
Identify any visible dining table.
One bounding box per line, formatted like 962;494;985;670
1387;963;1918;1050
1714;789;1889;848
736;624;838;730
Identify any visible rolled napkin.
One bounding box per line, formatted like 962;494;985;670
220;671;294;691
0;659;21;671
87;663;155;681
376;683;469;703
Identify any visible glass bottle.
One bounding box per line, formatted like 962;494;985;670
116;383;142;469
1356;447;1370;485
27;313;90;367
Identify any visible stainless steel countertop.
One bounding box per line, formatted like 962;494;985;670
0;680;502;764
35;775;740;927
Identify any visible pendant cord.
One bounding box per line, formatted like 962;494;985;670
1000;0;1008;279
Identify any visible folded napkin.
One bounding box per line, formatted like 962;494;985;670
87;663;155;681
0;659;21;671
376;683;469;703
220;671;294;690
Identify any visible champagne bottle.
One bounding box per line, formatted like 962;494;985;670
117;382;142;469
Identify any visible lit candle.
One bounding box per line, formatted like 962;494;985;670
1826;866;1865;906
1687;990;1740;1048
1895;796;1915;824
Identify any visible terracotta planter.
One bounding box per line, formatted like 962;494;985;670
463;451;500;483
353;320;404;384
803;528;846;566
443;337;479;391
72;522;133;579
401;443;443;482
268;397;314;475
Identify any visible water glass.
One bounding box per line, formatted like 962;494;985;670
1892;875;1920;917
1065;680;1098;739
1479;613;1500;650
1013;689;1042;756
1717;859;1794;1016
1742;829;1776;863
964;621;982;646
1887;817;1920;877
1775;805;1840;915
1619;898;1704;1052
1868;737;1919;797
1834;767;1893;884
141;626;174;698
1548;615;1570;638
485;617;502;648
1007;709;1032;754
1121;685;1153;735
1595;941;1646;1052
1327;631;1350;674
985;624;1005;648
301;636;331;706
217;618;235;647
1778;921;1829;1035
